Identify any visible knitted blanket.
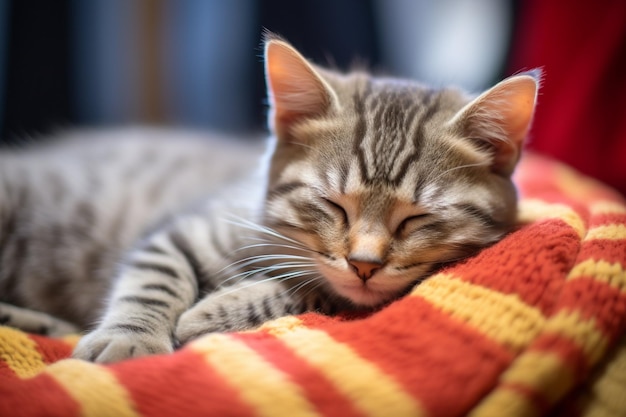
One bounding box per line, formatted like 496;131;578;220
1;153;625;417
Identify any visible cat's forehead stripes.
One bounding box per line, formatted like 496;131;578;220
350;81;441;189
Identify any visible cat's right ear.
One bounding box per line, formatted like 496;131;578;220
264;38;337;141
449;70;541;176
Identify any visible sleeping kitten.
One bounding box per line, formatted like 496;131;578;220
0;36;539;363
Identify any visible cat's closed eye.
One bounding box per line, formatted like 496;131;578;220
321;198;348;225
396;213;432;236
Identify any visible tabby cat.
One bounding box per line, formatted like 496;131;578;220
0;36;539;363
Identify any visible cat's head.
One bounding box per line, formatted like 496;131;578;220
262;35;539;308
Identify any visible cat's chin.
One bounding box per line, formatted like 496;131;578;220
333;283;400;308
316;264;405;307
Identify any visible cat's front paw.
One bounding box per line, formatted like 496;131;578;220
174;303;236;345
175;296;264;345
175;281;292;346
73;328;173;363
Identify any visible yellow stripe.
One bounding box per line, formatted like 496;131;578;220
411;274;546;352
469;386;538;417
475;311;612;417
501;351;575;404
191;334;321;417
568;259;626;292
554;162;606;201
543;310;609;364
470;352;575;417
518;199;586;239
258;315;305;334
590;201;626;216
61;334;82;348
0;326;46;378
267;326;425;417
575;335;626;417
587;224;626;241
45;359;139;417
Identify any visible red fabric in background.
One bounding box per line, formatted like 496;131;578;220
510;1;626;196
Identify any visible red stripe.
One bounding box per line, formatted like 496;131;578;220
298;312;345;328
0;357;17;379
499;381;551;415
445;219;578;314
235;332;366;417
577;239;626;264
28;334;74;364
589;212;626;228
112;349;257;417
530;333;590;380
555;279;626;339
491;335;593;416
0;373;80;417
314;296;514;417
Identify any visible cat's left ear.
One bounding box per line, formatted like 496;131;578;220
450;70;541;176
264;37;338;141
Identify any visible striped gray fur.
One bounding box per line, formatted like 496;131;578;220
0;37;539;363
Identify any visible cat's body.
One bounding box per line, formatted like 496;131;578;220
0;129;265;331
0;37;539;363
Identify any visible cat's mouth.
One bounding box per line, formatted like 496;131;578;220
333;279;406;307
315;259;409;307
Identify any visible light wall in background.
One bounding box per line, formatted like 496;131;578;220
376;0;512;92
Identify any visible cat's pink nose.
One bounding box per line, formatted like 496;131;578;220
347;257;382;282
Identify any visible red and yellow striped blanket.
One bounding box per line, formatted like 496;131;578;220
1;154;625;417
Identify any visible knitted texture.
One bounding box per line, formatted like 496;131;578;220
1;154;625;417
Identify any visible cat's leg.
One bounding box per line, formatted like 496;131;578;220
0;302;80;336
73;214;223;363
175;278;307;344
175;278;341;345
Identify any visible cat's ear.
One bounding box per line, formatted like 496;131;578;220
264;37;337;140
450;70;541;176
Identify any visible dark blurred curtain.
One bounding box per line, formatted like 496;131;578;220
1;1;72;143
0;0;380;145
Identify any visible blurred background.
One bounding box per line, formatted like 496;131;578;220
0;0;624;194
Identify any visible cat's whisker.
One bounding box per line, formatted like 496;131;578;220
231;263;318;282
270;269;319;283
231;234;313;259
234;225;319;258
254;263;317;275
229;219;325;260
216;260;317;288
286;141;315;151
215;253;315;276
300;281;327;301
214;269;319;299
223;216;303;246
237;262;317;280
234;242;315;256
429;161;491;184
285;276;324;298
211;249;315;286
231;253;314;264
285;278;314;295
